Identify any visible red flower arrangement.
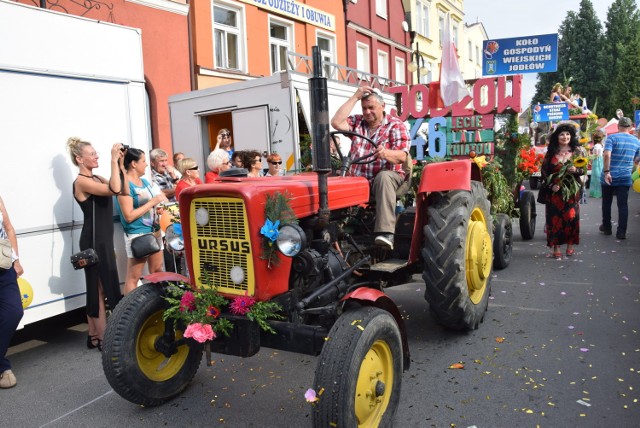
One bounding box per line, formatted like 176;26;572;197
517;148;544;176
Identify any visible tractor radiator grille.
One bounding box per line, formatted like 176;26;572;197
191;197;254;295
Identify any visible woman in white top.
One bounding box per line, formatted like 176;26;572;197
0;196;23;388
589;130;605;198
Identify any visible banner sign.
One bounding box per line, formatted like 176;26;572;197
408;117;495;160
532;102;569;123
635;110;640;127
482;33;558;76
238;0;335;31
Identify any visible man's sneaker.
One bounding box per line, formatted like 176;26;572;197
0;369;16;389
599;224;612;235
616;232;626;240
374;233;394;250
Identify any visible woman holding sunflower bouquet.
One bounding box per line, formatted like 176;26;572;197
539;122;588;259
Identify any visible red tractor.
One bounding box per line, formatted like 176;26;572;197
102;50;501;426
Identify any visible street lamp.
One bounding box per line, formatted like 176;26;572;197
408;39;430;84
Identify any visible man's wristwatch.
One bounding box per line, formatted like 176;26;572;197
603;170;610;173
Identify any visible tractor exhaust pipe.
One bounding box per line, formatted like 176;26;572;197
309;46;330;225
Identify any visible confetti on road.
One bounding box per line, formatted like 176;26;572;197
577;399;591;407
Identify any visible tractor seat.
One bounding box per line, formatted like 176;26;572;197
395;153;413;197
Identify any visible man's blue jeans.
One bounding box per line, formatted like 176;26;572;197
601;184;630;234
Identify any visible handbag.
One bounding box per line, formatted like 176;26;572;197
0;238;12;270
131;231;161;259
70;194;100;270
536;185;549;204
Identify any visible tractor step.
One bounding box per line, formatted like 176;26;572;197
369;259;408;273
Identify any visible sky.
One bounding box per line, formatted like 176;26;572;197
463;0;613;108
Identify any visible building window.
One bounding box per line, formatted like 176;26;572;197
213;3;243;70
317;33;336;79
415;0;430;37
357;43;370;75
438;12;445;46
376;0;387;18
394;57;405;83
377;50;389;78
270;19;292;74
476;46;481;65
468;40;473;61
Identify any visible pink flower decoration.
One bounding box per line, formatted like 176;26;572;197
184;323;215;343
179;291;196;312
305;388;319;403
230;295;255;315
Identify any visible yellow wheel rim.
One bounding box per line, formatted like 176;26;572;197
136;310;190;381
354;340;394;427
465;207;492;304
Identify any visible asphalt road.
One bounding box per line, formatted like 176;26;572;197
2;190;640;427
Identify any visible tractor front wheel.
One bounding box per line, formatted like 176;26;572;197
313;306;402;427
493;213;513;270
102;283;203;406
422;181;493;330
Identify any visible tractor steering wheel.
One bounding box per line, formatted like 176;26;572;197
329;130;379;168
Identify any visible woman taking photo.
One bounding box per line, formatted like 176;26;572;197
0;196;24;387
175;158;203;200
116;148;167;295
67;138;126;350
539;123;585;259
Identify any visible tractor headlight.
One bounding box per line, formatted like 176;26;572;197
195;207;209;226
229;266;245;285
165;224;184;252
276;224;306;257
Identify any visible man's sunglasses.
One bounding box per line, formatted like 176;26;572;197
269;161;282;165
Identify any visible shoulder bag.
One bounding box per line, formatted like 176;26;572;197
70;195;99;270
0;238;12;270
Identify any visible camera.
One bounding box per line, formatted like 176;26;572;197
121;144;129;151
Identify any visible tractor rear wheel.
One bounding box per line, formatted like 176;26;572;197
422;181;493;330
313;306;402;427
102;283;203;406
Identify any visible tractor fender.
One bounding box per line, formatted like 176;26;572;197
417;158;482;193
342;288;411;370
142;272;190;285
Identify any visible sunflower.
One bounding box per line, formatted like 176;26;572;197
573;157;588;168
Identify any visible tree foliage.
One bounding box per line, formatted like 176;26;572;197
533;0;639;119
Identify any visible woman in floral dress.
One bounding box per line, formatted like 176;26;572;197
540;123;586;259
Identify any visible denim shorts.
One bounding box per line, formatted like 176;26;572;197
124;232;163;259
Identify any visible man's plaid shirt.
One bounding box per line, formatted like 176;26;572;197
151;168;176;202
347;113;411;182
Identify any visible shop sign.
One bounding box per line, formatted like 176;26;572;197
239;0;335;31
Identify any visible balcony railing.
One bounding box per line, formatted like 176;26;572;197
286;51;405;91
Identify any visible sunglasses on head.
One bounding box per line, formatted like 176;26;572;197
269;161;282;165
220;133;230;137
188;165;199;170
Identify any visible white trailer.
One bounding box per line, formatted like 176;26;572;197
0;0;151;327
168;71;398;173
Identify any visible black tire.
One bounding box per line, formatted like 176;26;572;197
529;176;539;190
422;181;492;330
519;190;536;240
313;306;402;427
102;283;203;406
492;214;512;270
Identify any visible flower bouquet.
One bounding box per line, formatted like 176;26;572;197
163;281;283;343
545;153;588;201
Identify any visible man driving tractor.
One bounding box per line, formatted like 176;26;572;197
330;86;411;250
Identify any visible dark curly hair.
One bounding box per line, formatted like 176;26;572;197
544;123;580;162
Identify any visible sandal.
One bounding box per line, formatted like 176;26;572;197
566;249;575;257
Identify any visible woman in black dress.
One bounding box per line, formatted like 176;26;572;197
67;137;127;350
539;123;585;259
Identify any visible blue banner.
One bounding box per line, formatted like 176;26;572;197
482;33;558;76
635;110;640;128
532;102;569;123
